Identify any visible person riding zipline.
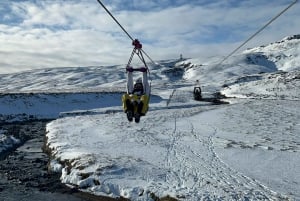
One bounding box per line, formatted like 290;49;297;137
122;66;150;123
95;1;157;123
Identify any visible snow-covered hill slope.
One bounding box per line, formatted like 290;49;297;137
1;35;300;200
222;71;300;100
220;35;300;100
0;65;127;93
244;34;300;72
178;35;300;99
0;35;298;97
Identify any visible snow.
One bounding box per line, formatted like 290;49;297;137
210;100;300;198
244;34;300;72
1;35;300;200
221;71;300;100
0;92;124;122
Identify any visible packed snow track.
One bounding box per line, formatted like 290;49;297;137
46;96;295;201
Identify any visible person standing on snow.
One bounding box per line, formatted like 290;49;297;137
193;79;202;100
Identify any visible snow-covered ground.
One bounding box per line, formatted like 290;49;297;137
1;35;300;200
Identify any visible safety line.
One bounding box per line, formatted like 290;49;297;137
96;0;133;41
218;0;298;65
96;0;157;66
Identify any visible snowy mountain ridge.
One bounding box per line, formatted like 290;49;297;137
243;34;300;71
0;34;299;95
221;35;300;100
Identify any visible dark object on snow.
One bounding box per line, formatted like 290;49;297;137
193;87;202;101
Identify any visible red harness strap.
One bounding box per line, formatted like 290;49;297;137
132;39;142;49
126;39;148;72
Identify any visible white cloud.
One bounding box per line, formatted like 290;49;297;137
0;0;299;74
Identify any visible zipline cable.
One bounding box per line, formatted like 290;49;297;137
96;0;157;66
141;49;157;65
218;0;298;65
96;0;133;41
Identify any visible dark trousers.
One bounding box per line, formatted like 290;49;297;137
126;99;143;114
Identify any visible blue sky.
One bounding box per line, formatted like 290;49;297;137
0;0;299;74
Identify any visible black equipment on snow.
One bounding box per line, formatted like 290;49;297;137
193;80;202;101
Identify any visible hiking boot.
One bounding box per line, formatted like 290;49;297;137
134;113;140;123
127;110;133;122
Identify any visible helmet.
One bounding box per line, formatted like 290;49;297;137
134;78;143;92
